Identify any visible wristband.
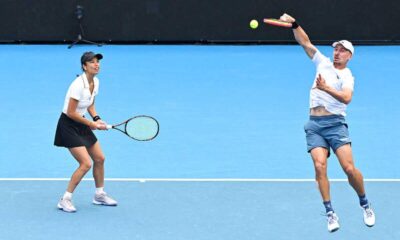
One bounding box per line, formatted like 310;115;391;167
93;115;101;121
291;21;299;29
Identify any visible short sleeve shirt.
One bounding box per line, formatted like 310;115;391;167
310;50;354;116
62;73;99;116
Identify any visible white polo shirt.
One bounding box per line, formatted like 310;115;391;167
62;73;99;116
310;50;354;116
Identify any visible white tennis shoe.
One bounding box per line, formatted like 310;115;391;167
327;211;340;232
362;204;375;227
93;192;118;206
57;198;77;213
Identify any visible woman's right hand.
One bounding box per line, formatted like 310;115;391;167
89;121;106;130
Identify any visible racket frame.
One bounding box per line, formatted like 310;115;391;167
263;18;292;28
108;115;159;141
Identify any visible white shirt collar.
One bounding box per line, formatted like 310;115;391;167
81;73;97;90
81;73;89;89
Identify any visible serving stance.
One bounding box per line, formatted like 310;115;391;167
279;13;375;232
54;52;117;213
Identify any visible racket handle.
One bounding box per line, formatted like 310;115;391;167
106;124;113;129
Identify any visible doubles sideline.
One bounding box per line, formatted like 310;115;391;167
0;178;399;182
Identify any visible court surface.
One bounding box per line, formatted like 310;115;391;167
0;45;399;239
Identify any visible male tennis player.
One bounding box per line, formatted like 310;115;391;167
279;13;375;232
54;52;117;212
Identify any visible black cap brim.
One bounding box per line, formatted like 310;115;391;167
94;53;103;60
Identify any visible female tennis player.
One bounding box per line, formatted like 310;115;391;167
54;52;117;212
278;13;375;232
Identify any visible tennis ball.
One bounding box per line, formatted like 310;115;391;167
250;19;258;29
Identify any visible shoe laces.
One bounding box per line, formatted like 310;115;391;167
362;203;374;217
324;212;338;224
64;198;74;208
97;192;113;200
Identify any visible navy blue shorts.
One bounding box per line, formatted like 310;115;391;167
304;115;351;156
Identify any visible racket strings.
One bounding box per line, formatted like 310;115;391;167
125;117;159;141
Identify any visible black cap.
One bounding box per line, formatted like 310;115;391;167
81;51;103;65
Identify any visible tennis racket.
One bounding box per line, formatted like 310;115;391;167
106;115;159;141
263;18;292;28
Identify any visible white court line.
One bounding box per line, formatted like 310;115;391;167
0;178;399;182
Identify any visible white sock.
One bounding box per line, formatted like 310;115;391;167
63;191;73;200
96;187;105;194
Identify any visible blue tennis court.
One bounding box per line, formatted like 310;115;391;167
0;45;399;239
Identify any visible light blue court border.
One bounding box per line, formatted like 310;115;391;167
0;180;398;240
0;45;399;179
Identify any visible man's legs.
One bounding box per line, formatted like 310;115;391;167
335;144;375;227
310;147;330;202
335;144;365;195
310;147;340;232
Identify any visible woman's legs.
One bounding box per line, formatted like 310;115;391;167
66;146;93;193
87;141;105;188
